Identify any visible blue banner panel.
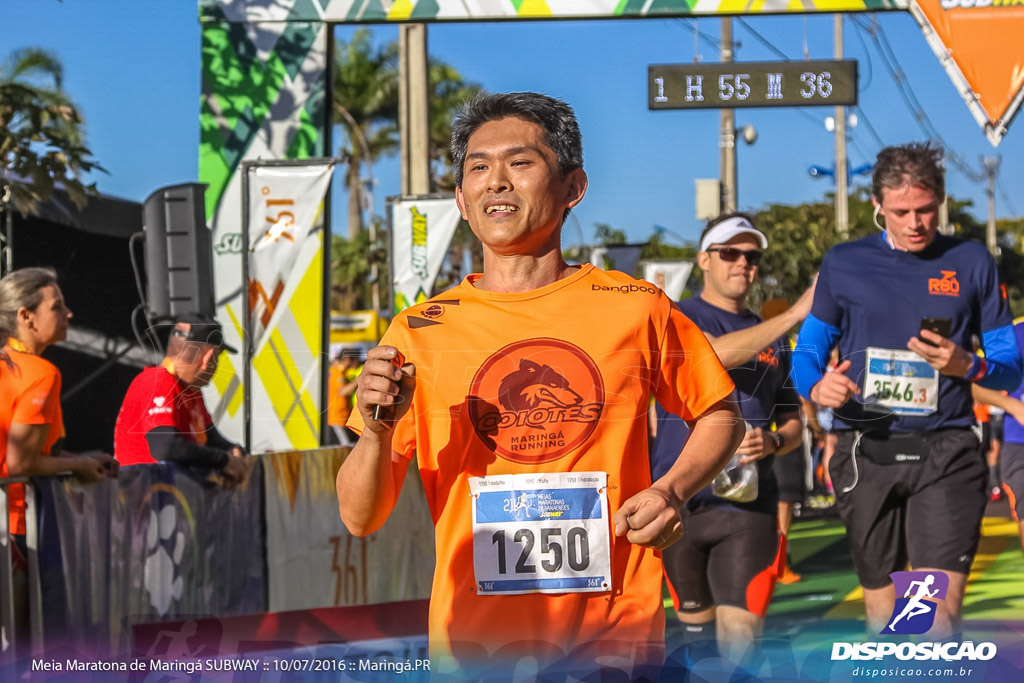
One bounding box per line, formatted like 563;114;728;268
34;463;265;657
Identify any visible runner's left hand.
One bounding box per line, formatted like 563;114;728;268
736;427;773;464
613;487;683;550
907;331;974;377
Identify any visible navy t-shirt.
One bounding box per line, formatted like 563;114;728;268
1003;320;1024;445
650;295;801;514
810;233;1013;432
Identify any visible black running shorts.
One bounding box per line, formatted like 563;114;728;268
663;506;784;618
772;449;806;504
829;429;986;589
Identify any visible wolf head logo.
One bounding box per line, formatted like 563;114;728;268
497;359;583;414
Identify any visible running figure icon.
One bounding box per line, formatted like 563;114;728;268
888;574;939;631
882;570;949;635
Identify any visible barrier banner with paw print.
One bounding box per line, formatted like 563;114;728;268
33;463;265;656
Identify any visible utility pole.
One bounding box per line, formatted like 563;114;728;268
399;24;431;196
983;156;1000;255
720;18;736;213
834;15;849;238
394;23;430;313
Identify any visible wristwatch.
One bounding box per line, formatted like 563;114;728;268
769;430;784;454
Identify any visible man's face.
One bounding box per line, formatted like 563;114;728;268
697;234;761;302
874;184;941;253
177;343;219;389
455;117;587;256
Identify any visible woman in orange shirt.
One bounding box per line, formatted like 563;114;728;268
0;268;118;543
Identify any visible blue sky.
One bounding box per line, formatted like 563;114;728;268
5;1;1021;246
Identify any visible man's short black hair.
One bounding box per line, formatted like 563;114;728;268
450;91;583;189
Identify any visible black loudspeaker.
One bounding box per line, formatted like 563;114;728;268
144;183;214;318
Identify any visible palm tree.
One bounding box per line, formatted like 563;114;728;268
425;60;483;286
332;30;399;240
427;60;482;193
0;47;102;215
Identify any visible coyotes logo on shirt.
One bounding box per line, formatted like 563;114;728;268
469;338;604;464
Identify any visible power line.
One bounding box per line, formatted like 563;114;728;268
850;15;985;184
854;106;886;149
996;177;1020;219
676;19;721;54
735;17;791;62
795;107;824;127
848;136;875;170
847;15;873;91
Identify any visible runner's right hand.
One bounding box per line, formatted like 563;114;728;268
356;345;416;435
790;274;818;321
810;359;860;409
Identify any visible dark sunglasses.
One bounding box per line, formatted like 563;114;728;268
706;247;763;266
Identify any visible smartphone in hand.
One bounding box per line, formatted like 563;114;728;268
919;317;952;347
372;351;406;424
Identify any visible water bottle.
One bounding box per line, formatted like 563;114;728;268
712;421;759;503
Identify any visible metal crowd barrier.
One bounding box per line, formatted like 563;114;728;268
0;474;42;662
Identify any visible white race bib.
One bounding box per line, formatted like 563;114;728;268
468;472;612;596
863;347;939;416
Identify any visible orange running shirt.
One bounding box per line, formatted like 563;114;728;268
0;347;64;535
348;265;734;669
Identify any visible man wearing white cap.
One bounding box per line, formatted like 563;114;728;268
652;212;813;667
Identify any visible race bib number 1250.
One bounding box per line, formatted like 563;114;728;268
468;472;612;596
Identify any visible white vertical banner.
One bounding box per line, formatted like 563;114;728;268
247;164;334;345
237;162;334;452
642;260;694;301
390;196;462;312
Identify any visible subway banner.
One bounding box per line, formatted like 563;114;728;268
200;0;904;23
34;464;265;656
642;260;694;301
909;0;1024;145
242;163;334;452
262;448;435;612
199;12;329;452
389;196;462;312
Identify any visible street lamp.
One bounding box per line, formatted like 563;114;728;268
807;162;873;185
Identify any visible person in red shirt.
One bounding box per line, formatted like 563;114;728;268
336;92;744;678
114;313;247;487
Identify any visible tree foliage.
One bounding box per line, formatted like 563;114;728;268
332;32;483;299
330;223;388;312
0;47;103;215
428;60;483;192
332;30;399;240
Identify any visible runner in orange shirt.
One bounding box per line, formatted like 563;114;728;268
336;92;744;679
327;348;361;447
